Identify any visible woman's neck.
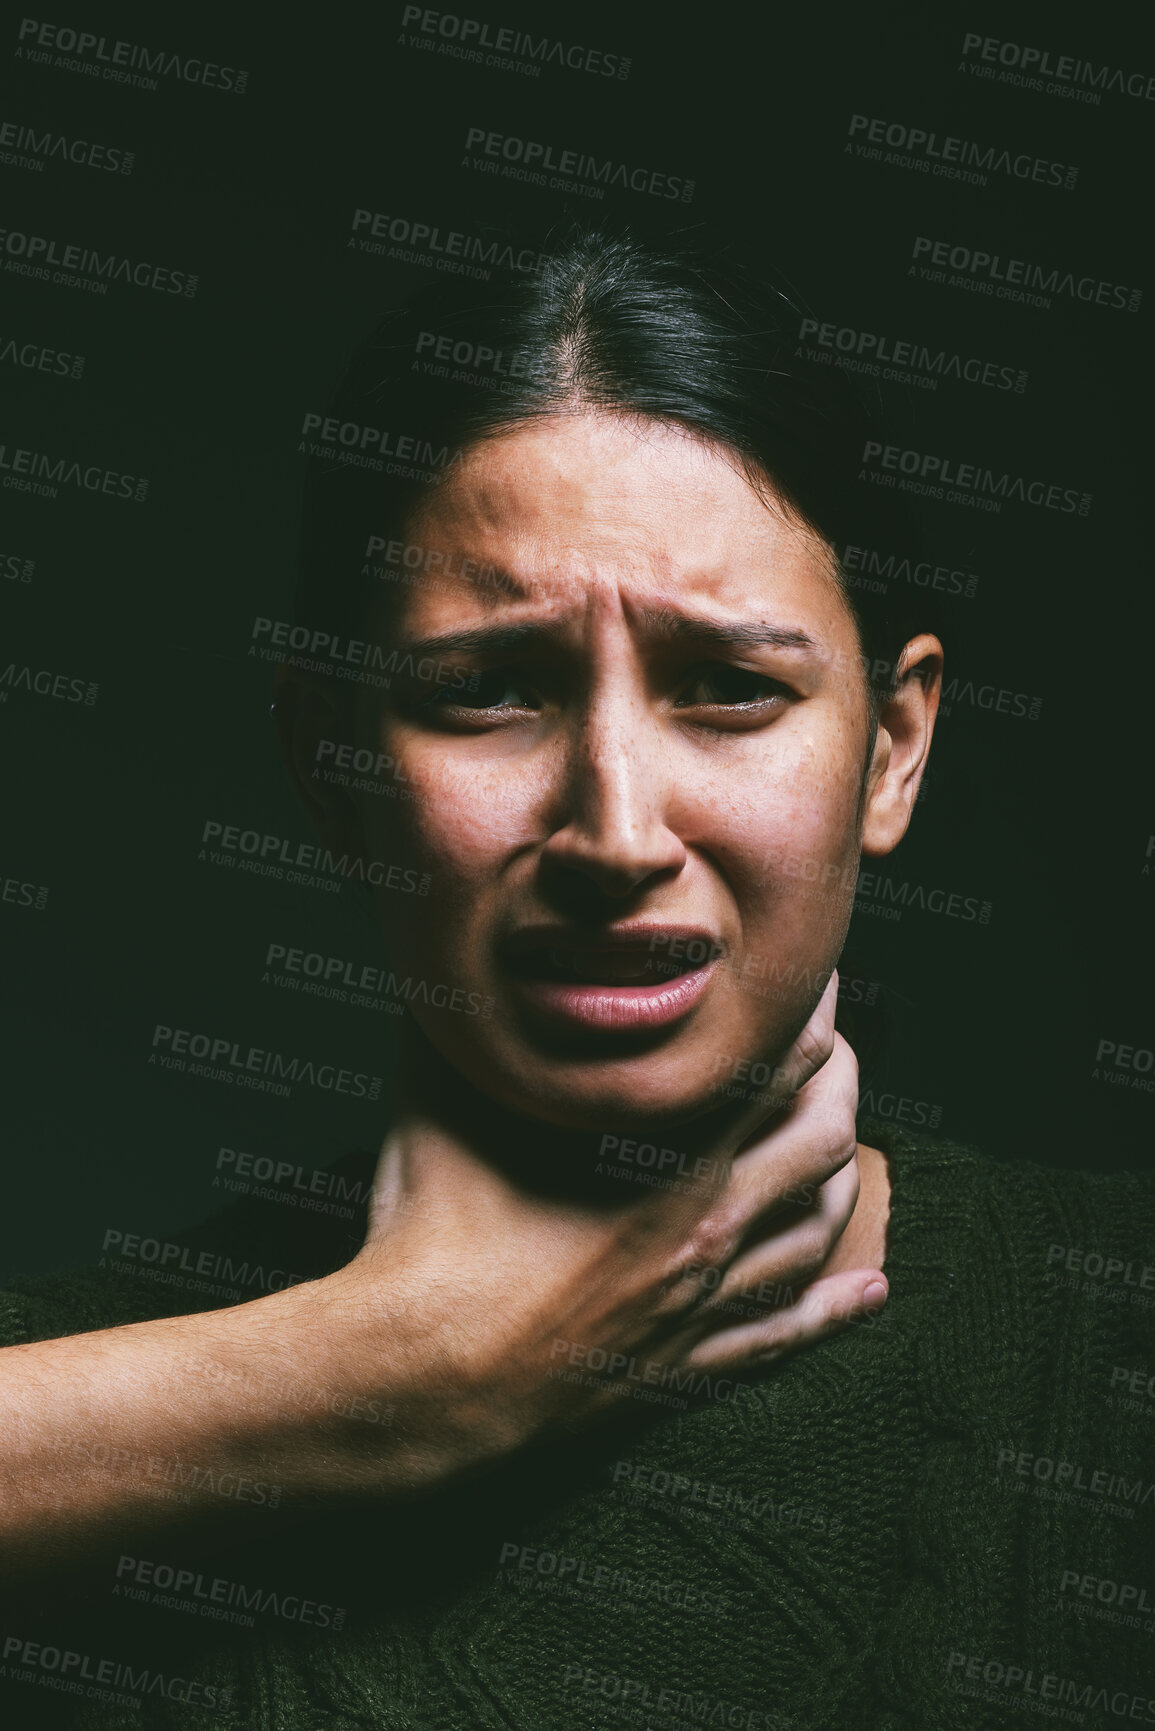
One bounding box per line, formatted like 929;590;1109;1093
824;1143;892;1278
384;1023;894;1277
386;1022;816;1204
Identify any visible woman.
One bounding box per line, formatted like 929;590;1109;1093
2;229;1151;1730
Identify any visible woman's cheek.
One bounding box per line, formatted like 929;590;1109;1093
396;752;533;886
727;800;861;949
707;763;840;889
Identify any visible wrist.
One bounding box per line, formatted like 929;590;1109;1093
188;1274;405;1497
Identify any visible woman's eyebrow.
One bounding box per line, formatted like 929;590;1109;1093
637;610;819;653
398;623;551;659
397;616;821;661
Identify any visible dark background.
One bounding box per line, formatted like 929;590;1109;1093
3;0;1152;1276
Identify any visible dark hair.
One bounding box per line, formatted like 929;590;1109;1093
296;224;937;718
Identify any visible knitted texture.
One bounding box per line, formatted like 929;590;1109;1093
2;1121;1153;1731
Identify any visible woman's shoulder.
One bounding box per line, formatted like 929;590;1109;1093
860;1111;1155;1331
847;1116;1155;1463
862;1110;1155;1231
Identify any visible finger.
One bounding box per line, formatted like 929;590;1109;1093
673;1034;858;1304
683;1268;888;1373
722;1032;860;1245
748;968;840;1107
697;1158;861;1323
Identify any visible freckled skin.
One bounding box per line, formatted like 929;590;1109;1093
336;412;937;1133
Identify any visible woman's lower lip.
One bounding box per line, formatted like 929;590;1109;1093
511;962;717;1031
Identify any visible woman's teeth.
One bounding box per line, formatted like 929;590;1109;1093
546;949;675;985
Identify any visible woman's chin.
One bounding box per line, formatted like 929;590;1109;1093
449;1042;746;1133
408;991;802;1133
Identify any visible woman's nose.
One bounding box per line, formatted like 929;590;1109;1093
538;693;687;899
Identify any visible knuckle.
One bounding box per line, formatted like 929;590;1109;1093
739;1321;796;1364
778;1231;834;1289
792;1019;833;1079
677;1214;735;1284
830;1029;859;1087
813;1118;858;1182
804;1209;841;1255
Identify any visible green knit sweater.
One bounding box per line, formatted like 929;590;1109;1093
3;1119;1154;1731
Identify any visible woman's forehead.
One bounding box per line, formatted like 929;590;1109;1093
397;413;847;629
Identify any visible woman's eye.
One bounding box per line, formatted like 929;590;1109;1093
677;666;789;707
431;668;540;711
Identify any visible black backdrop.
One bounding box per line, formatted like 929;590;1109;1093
3;0;1152;1278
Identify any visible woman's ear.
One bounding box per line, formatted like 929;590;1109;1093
272;664;365;860
860;634;943;857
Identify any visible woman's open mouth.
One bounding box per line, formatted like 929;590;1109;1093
502;927;723;1032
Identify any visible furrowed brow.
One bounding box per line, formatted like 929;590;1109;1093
397;609;820;662
639;610;819;653
398;623;554;660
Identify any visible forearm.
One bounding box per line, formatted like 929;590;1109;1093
0;1274;421;1571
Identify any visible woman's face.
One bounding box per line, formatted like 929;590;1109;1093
341;412;916;1129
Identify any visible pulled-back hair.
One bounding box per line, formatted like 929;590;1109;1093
296;223;937;715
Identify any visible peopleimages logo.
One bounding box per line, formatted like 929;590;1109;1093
0;873;49;910
847;113;1077;190
249;615;480;697
297;411;458;480
835;542;979;600
948;1650;1155;1722
1;1635;233;1709
198;818;431;896
960;32;1155;104
997;1444;1155;1510
115;1554;346;1631
0;441;147;502
101;1228;306;1295
414;327;545;383
400;7;631;80
860;440;1091;517
149;1024;383;1102
350;208;549;279
938;675;1042;722
15;19;248;94
0;663;98;704
0;548;34;581
0;226;197;297
910;236;1141;313
559;1664;774;1727
263;941;494;1017
0;335;84;378
462;126;694;202
854;872;992;925
0;118;134;174
497;1540;728;1619
799;317;1027;394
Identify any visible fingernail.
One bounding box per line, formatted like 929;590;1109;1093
863;1280;888;1310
